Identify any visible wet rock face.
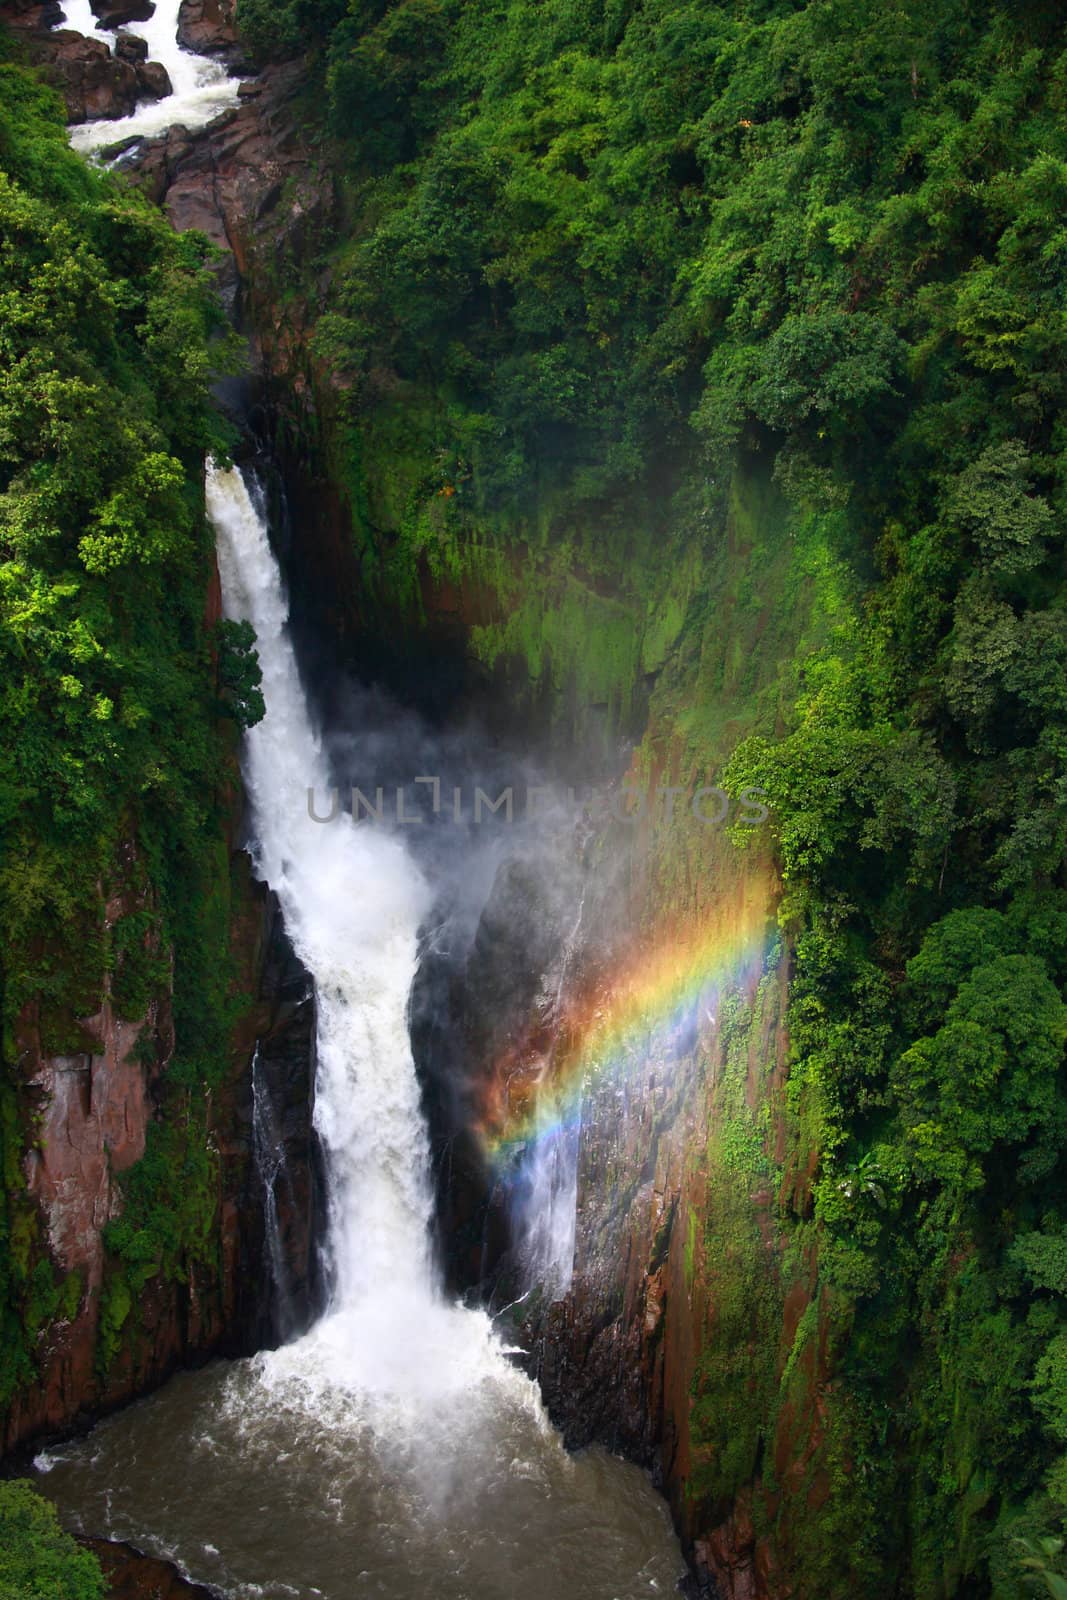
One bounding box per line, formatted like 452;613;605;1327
499;850;792;1599
528;1035;708;1467
242;892;327;1345
412;851;583;1299
1;846;321;1456
82;1538;218;1599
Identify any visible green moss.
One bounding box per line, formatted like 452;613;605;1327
689;1149;781;1510
108;909;168;1021
684;1209;697;1291
96;1101;220;1374
472;571;645;731
95;1274;132;1378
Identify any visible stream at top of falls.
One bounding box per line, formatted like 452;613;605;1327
61;0;241;154
35;463;685;1600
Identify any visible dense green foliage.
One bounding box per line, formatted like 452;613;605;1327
0;37;245;1400
0;1481;104;1600
230;0;1067;1592
0;0;1063;1593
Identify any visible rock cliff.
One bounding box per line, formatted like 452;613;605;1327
2;845;320;1455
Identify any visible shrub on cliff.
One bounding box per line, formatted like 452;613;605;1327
0;1481;104;1600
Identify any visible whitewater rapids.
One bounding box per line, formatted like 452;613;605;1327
63;0;241;153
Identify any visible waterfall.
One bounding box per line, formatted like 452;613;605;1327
207;460;543;1437
209;463;434;1310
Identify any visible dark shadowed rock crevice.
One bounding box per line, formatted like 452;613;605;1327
244;890;327;1345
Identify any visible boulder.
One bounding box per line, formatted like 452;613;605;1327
90;0;154;26
0;0;65;30
136;57;172;98
113;28;148;60
176;0;246;67
27;30;142;123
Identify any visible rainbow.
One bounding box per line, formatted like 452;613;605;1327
478;878;779;1171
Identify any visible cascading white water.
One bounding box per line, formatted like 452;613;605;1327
208;460;546;1436
210;462;433;1303
64;0;240;154
58;0;112;45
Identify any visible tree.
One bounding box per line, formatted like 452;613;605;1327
0;1481;105;1600
216;618;265;729
893;955;1067;1189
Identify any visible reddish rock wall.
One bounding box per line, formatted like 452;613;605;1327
2;856;319;1458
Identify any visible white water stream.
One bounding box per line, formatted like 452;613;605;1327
209;458;531;1421
62;0;240;154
